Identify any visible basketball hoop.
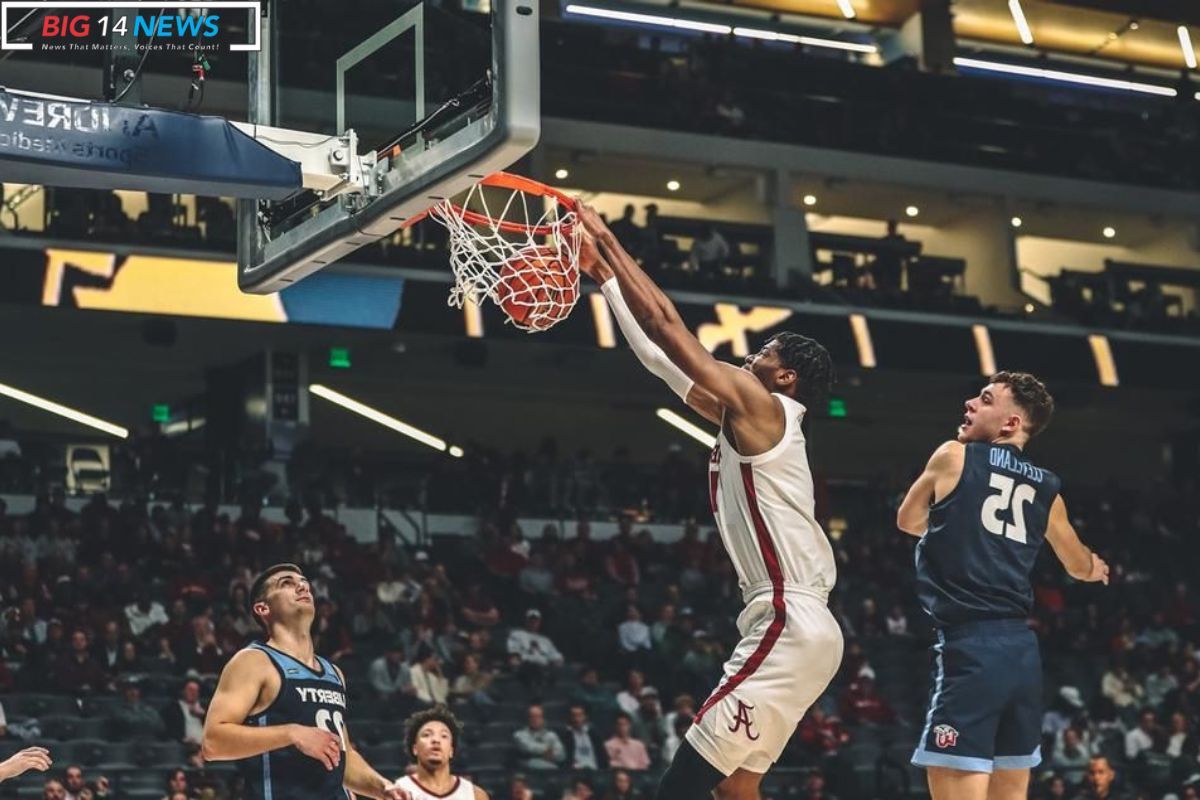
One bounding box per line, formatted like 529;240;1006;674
420;172;581;333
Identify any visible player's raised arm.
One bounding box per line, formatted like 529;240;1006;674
202;649;341;768
576;205;774;424
1045;496;1109;584
897;441;965;536
579;231;724;425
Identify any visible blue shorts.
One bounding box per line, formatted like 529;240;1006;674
911;618;1043;774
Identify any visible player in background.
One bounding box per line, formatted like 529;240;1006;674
391;705;487;800
897;372;1109;800
576;208;843;800
202;563;409;800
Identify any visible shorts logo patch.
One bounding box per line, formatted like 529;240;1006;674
728;700;760;741
933;724;959;749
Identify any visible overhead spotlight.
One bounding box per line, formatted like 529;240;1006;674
1024;303;1035;313
1107;31;1118;40
448;445;464;458
0;381;128;438
1011;216;1023;228
656;408;715;448
309;384;449;453
554;168;569;180
803;194;818;206
905;205;920;217
1129;20;1139;31
954;57;1176;97
666;180;681;192
1180;26;1197;70
1008;0;1034;45
835;0;856;20
1103;226;1117;239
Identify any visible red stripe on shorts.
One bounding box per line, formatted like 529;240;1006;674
694;462;788;724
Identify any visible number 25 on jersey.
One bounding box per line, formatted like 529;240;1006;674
981;473;1035;544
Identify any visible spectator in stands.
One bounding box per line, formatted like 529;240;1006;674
518;553;556;597
604;713;650;771
562;776;595;800
571;667;617;726
604;535;640;587
885;604;909;636
688;225;729;278
1042;775;1068;799
1146;660;1179;711
62;766;86;800
615;670;648;716
838;675;896;725
1138;612;1180;650
368;644;417;712
867;220;906;295
640;205;663;272
1102;656;1145;715
1051;727;1091;786
616;606;651;664
678;630;721;697
1077;755;1127;799
513;703;566;771
175;613;226;679
800;769;838;800
1127;710;1158;761
632;688;665;755
796;705;851;757
602;768;643;800
507;774;533;800
162;768;189;800
1168;711;1190;757
459;583;501;629
662;713;689;764
507;609;564;692
609;205;641;255
164;679;207;747
1044;687;1084;737
450;653;496;715
410;647;449;706
42;779;66;800
55;629;107;694
107;677;166;740
91;621;122;675
563;704;607;772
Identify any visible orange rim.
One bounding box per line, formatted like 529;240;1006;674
412;171;578;237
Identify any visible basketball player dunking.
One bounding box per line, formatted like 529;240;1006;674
202;564;411;800
390;706;488;800
897;372;1109;800
577;206;844;800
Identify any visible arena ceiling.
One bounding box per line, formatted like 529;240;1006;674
732;0;1198;69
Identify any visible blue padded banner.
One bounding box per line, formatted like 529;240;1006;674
0;89;302;199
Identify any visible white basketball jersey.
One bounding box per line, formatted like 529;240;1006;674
393;775;476;800
708;393;836;604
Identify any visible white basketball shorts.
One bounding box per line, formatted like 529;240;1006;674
686;587;844;775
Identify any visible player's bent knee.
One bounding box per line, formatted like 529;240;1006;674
655;739;725;800
713;770;763;800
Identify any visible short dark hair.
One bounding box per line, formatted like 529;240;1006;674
248;563;304;630
404;704;461;761
990;371;1054;437
769;332;834;407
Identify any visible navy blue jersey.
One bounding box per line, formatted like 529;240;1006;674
239;642;350;800
915;443;1061;628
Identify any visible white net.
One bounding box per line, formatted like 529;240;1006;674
428;179;582;333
